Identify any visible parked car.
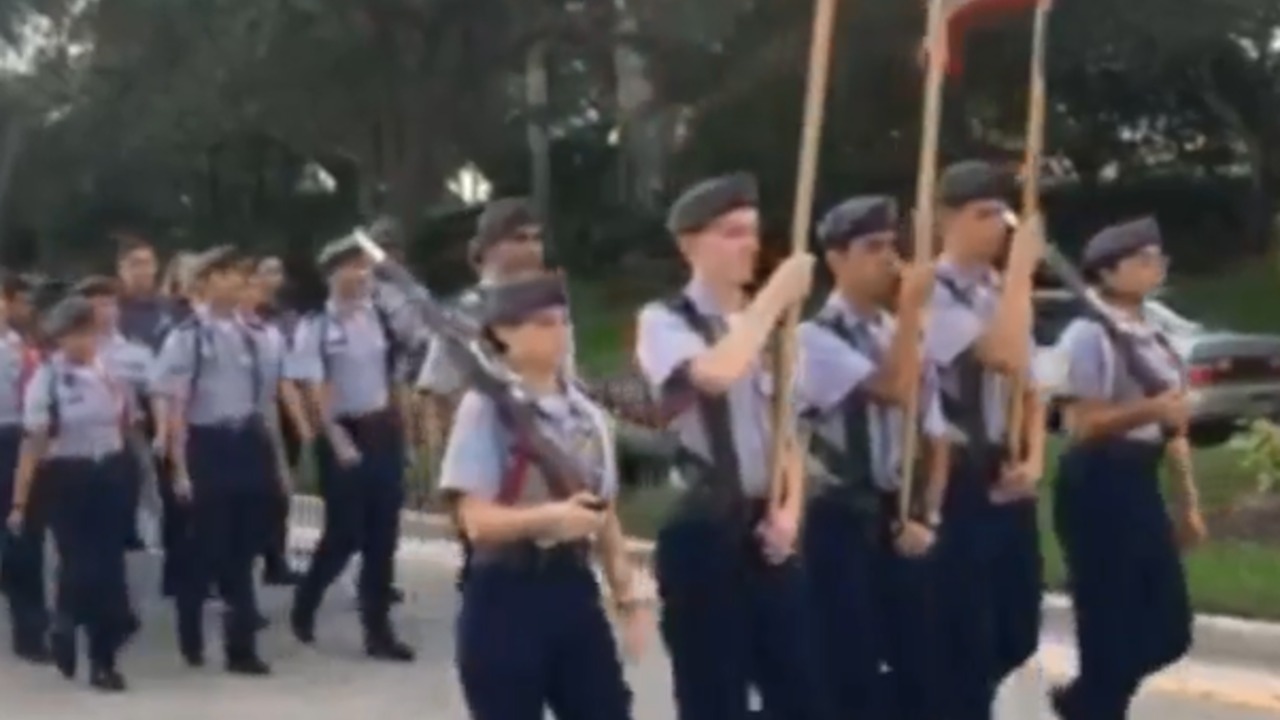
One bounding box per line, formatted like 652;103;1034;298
1035;288;1280;447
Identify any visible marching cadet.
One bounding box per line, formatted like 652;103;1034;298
73;276;156;551
152;246;274;675
797;196;950;720
241;262;308;587
0;274;48;664
7;296;135;691
441;272;645;720
115;234;173;351
1049;217;1198;719
286;235;414;662
635;173;824;720
924;160;1045;720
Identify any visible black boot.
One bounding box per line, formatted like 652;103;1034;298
50;626;77;680
224;609;272;676
177;603;205;668
89;665;127;692
365;627;415;663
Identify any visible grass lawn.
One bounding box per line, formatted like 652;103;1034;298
579;265;1280;620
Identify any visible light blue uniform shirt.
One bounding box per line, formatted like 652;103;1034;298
798;295;947;491
285;299;391;418
243;314;286;409
1055;303;1186;443
100;331;154;397
438;384;618;504
635;280;786;498
24;353;126;459
151;308;261;426
0;329;26;427
923;259;1032;444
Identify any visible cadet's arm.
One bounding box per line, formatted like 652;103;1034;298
1164;435;1200;511
595;505;638;606
303;380;357;451
10;431;49;517
452;494;568;545
924;436;950;518
1063;397;1166;441
150;395;170;455
865;306;925;404
974;253;1036;373
1021;388;1047;473
167;394;192;480
279;380;313;443
686;286;790;394
264;400;291;491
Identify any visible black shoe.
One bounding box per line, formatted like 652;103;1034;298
89;666;127;692
124;535;145;552
289;605;315;645
1049;684;1075;719
225;654;272;676
365;636;415;663
15;643;51;665
390;586;405;605
262;567;302;586
50;630;76;679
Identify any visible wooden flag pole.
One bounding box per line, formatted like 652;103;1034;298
896;0;950;525
767;0;840;513
1004;0;1052;459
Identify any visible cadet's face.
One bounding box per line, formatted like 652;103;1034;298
90;295;118;330
485;227;545;276
1105;246;1167;296
205;268;247;300
496;306;570;371
8;292;30;327
687;208;760;285
61;328;97;360
256;258;284;296
949;200;1011;260
333;256;372;291
833;232;900;297
241;275;266;308
118;247;158;293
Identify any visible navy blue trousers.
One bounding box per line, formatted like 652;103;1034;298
0;428;47;655
456;551;633;720
937;452;1042;720
802;495;944;720
45;453;132;668
296;411;402;635
656;508;827;720
1054;440;1192;720
174;424;271;660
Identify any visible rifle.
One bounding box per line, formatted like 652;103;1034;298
350;230;603;508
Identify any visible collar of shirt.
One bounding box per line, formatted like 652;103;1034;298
1088;291;1161;339
684;278;746;319
325;296;374;320
825;292;886;332
936;256;997;290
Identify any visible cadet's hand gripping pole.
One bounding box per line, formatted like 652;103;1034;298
767;0;839;513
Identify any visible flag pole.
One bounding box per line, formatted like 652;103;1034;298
1005;0;1052;459
767;0;839;514
897;0;950;525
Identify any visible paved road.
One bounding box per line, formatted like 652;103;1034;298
1;545;1275;720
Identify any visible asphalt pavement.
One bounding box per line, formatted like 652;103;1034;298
0;543;1276;720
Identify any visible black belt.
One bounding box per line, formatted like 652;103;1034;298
469;540;590;573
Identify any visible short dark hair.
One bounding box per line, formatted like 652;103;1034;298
114;232;154;261
1;272;30;300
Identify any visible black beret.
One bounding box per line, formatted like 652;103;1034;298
70;275;119;298
1081;216;1163;275
469;198;541;263
938;160;1015;209
192;245;247;278
316;235;366;273
816;195;898;249
666;173;759;236
41;296;96;339
479;273;568;327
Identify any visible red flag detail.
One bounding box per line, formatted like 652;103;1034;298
945;0;1039;77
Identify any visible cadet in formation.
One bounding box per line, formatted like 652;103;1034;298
0;273;47;664
440;272;644;720
1050;217;1200;719
635;173;824;720
286;235;414;662
9;296;136;691
152;247;273;674
797;195;950;720
240;261;308;588
925;160;1046;720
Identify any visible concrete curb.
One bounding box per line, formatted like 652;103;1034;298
289;495;1280;672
